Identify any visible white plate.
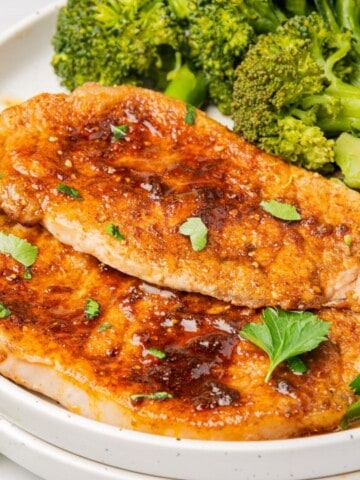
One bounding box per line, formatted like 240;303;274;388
0;4;360;480
2;365;360;480
0;415;165;480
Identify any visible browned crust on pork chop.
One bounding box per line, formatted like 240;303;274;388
0;83;359;310
0;213;357;440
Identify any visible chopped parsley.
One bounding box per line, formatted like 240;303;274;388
185;104;196;125
57;183;83;200
287;356;308;375
340;374;360;429
84;298;101;320
179;217;208;252
97;323;113;332
110;124;128;141
239;308;330;382
0;302;11;318
105;223;125;240
0;232;38;267
148;348;166;359
130;391;173;404
22;267;33;280
350;374;360;395
340;400;360;429
344;234;352;247
260;199;301;221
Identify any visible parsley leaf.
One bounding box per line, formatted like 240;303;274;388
350;374;360;395
260;200;301;221
340;375;360;429
57;183;83;200
110;124;128;141
239;308;330;382
105;223;125;240
0;232;38;267
0;303;11;318
179;217;208;252
340;400;360;429
130;391;173;404
85;298;100;320
185;104;196;125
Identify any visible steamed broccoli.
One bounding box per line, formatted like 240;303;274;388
52;0;207;105
315;0;360;87
232;12;360;179
168;0;287;114
185;2;255;114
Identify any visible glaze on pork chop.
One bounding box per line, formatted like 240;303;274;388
0;83;360;310
0;212;357;440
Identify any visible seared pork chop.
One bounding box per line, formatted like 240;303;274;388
0;83;360;310
0;212;357;440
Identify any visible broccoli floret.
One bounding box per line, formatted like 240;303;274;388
232;13;360;173
186;2;255;114
52;0;185;91
167;0;287;115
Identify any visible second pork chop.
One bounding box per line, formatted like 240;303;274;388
0;83;359;310
0;212;357;440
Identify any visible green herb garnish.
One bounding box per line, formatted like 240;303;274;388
105;223;125;240
340;375;360;429
260;200;301;221
0;232;38;267
350;374;360;395
22;267;33;280
239;308;330;382
130;391;173;404
97;323;113;332
179;217;208;252
344;234;352;247
185;103;196;125
0;302;11;318
85;298;101;320
110;124;128;141
57;183;83;200
287;355;308;375
148;348;166;359
340;400;360;429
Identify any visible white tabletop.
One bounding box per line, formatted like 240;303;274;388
0;3;55;479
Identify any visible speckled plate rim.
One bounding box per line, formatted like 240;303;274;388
0;4;360;480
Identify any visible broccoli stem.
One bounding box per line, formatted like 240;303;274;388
334;132;360;188
249;1;287;33
335;0;360;53
314;0;341;32
164;62;208;106
283;0;310;16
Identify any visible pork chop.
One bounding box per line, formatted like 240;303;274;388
0;212;357;440
0;83;359;310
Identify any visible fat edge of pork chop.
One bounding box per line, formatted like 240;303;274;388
0;83;360;310
0;213;357;440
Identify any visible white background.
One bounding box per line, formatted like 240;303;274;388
1;2;56;477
